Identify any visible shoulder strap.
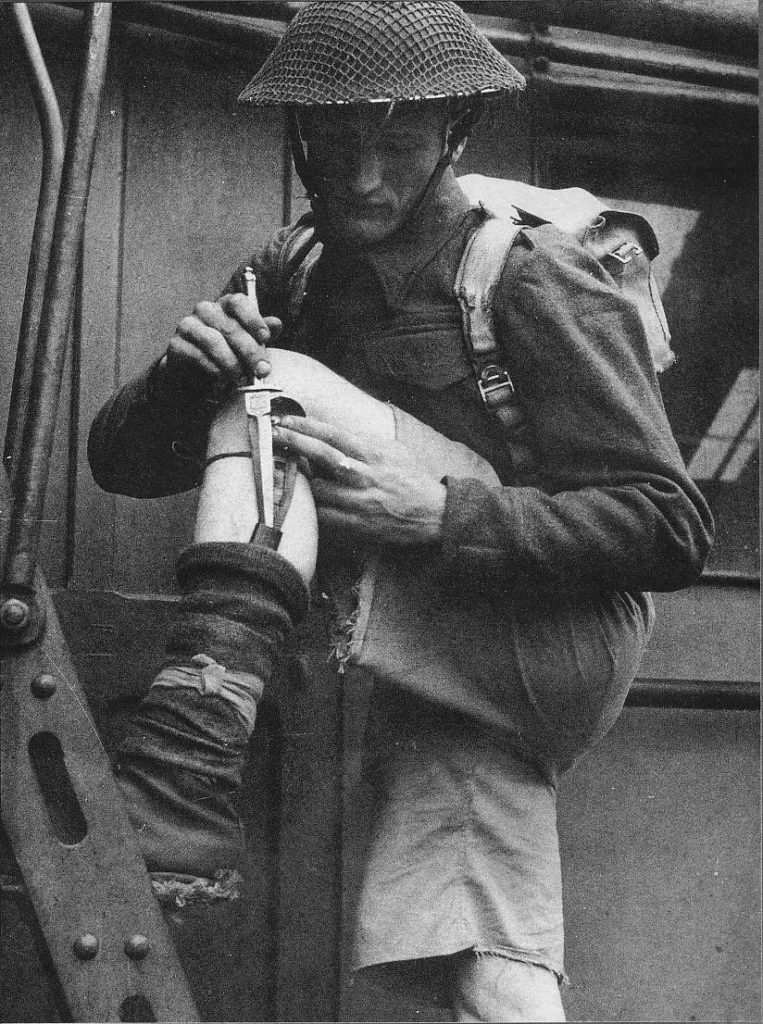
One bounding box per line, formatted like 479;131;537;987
455;181;676;437
585;212;674;372
454;215;525;433
277;221;322;324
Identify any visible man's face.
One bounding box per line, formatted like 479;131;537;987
304;102;447;247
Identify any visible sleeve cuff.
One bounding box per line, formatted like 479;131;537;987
436;476;494;580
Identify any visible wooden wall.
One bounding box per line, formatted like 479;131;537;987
1;5;759;1022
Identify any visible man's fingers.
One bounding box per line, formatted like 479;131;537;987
311;478;369;507
195;298;271;378
275;415;378;462
169;326;239;379
273;423;367;481
220;294;283;344
167;338;221;379
316;505;376;540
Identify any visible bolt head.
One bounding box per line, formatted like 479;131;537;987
0;598;30;631
124;934;150;960
31;673;57;699
73;933;99;960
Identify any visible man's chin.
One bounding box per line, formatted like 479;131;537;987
337;220;395;248
317;204;398;248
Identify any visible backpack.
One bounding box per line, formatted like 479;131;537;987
280;173;674;438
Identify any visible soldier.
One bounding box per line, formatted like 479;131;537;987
89;2;713;1020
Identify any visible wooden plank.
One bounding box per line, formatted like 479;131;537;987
644;584;759;682
558;706;761;1023
114;41;286;594
455;67;534;183
274;605;344;1022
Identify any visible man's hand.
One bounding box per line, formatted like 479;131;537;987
273;416;447;546
165;293;283;387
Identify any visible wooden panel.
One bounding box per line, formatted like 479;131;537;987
558;707;761;1023
449;57;534;183
114;40;286;593
644;584;759;682
274;606;343;1022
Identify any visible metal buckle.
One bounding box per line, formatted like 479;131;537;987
478;364;515;404
607;241;643;266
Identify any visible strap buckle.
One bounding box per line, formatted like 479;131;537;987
478;364;515;405
601;241;643;276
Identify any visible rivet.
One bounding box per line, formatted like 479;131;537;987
73;933;99;960
0;598;30;632
124;934;150;960
31;673;57;699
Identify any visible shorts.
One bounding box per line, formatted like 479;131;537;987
351;687;566;1007
323;404;653;1002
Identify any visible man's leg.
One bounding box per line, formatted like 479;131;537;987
450;953;565;1023
116;354;397;882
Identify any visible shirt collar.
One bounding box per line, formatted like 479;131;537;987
320;168;473;306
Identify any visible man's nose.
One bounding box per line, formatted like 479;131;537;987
348;145;383;194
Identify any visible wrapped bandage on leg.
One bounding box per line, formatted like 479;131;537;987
114;541;309;899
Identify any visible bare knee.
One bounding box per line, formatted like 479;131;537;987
265;348;394;439
450;953;565;1023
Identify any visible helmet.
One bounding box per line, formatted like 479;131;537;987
238;0;525;107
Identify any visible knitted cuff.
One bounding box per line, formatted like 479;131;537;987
177;542;309;623
165;542;309;680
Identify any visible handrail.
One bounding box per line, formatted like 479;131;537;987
3;4;65;486
1;4;112;623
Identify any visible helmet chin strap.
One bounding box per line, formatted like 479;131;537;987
287;100;473;244
287;108;315;197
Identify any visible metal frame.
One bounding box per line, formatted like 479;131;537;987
3;3;65;489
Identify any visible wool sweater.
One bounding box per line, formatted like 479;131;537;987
88;169;713;597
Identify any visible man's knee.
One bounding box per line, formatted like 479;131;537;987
450;952;565;1023
266;348;395;438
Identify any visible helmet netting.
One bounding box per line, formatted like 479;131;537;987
239;1;525;106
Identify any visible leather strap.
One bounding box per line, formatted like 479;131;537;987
454;215;525;438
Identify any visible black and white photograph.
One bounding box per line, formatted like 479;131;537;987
1;2;759;1021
